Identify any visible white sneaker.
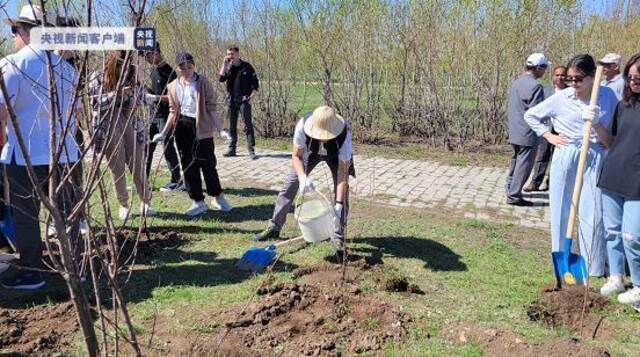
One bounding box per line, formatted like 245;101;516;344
79;220;89;235
185;200;208;217
632;302;640;313
600;278;626;296
211;195;232;212
118;206;130;220
142;203;157;217
46;224;57;237
618;287;640;305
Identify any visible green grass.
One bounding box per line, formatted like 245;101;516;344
77;171;637;355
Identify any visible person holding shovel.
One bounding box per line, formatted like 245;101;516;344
253;105;353;252
596;53;640;311
153;52;233;217
524;54;618;277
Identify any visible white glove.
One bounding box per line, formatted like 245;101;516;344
581;106;600;126
219;130;232;143
151;132;166;143
334;203;344;220
298;175;315;194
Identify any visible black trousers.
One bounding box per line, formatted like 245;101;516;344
227;99;255;149
146;117;181;184
174;115;222;202
529;136;554;188
5;158;79;269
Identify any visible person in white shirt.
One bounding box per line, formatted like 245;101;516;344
0;5;80;289
524;54;617;277
599;53;625;101
254;106;354;252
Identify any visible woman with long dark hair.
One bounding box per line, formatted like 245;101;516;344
524;54;618;277
596;53;640;310
90;51;155;219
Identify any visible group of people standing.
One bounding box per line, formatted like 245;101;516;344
507;52;640;310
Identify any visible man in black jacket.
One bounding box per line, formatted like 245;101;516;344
218;46;259;159
140;42;183;191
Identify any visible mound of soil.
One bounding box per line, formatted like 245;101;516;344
116;229;185;261
527;285;613;339
217;282;410;356
448;324;609;356
0;302;78;356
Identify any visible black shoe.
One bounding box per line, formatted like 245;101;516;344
2;271;46;290
506;199;534;207
223;148;236;157
254;227;280;242
248;148;257;160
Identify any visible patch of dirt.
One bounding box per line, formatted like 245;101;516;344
527;285;614;339
0;302;78;356
447;323;609;356
113;229;185;262
216;282;410;356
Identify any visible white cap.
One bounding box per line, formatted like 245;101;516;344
598;53;621;65
3;5;54;26
526;53;550;67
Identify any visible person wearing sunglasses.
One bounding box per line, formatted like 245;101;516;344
596;53;640;311
505;53;549;206
153;53;233;217
598;53;624;101
524;54;618;277
524;65;568;193
0;5;81;289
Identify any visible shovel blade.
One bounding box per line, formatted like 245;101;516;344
552;251;587;288
236;245;277;272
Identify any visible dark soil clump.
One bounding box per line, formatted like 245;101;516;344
115;229;185;262
217;282;410;355
527;285;614;339
0;302;78;356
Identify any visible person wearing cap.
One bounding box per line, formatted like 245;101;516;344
524;65;568;192
139;41;183;192
505;53;548;206
525;54;618;277
0;5;80;289
153;52;233;216
599;53;624;101
219;46;260;159
89;51;156;220
253;105;354;249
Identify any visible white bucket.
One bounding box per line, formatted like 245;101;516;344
295;191;337;243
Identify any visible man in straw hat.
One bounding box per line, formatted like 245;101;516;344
254;105;354;250
0;4;80;289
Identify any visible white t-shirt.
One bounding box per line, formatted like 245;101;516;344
176;78;197;118
292;117;352;161
602;74;625;101
0;46;79;166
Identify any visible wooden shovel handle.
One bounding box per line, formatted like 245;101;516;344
273;235;305;248
565;65;604;239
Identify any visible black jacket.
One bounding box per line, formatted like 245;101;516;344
219;60;259;99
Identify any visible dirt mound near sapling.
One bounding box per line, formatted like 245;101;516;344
527;285;613;339
384;277;424;295
117;229;185;261
218;282;411;355
0;302;78;356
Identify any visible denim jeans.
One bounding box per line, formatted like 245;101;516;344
549;142;606;276
602;189;640;287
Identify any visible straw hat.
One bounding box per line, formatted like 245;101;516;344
4;5;53;26
303;106;346;141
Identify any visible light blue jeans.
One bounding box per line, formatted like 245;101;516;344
549;142;606;276
602;189;640;287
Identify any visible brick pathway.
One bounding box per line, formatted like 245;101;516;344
208;147;550;229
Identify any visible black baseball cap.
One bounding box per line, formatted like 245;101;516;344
176;52;194;66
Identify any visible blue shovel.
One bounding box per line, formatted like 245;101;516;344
552;65;603;288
